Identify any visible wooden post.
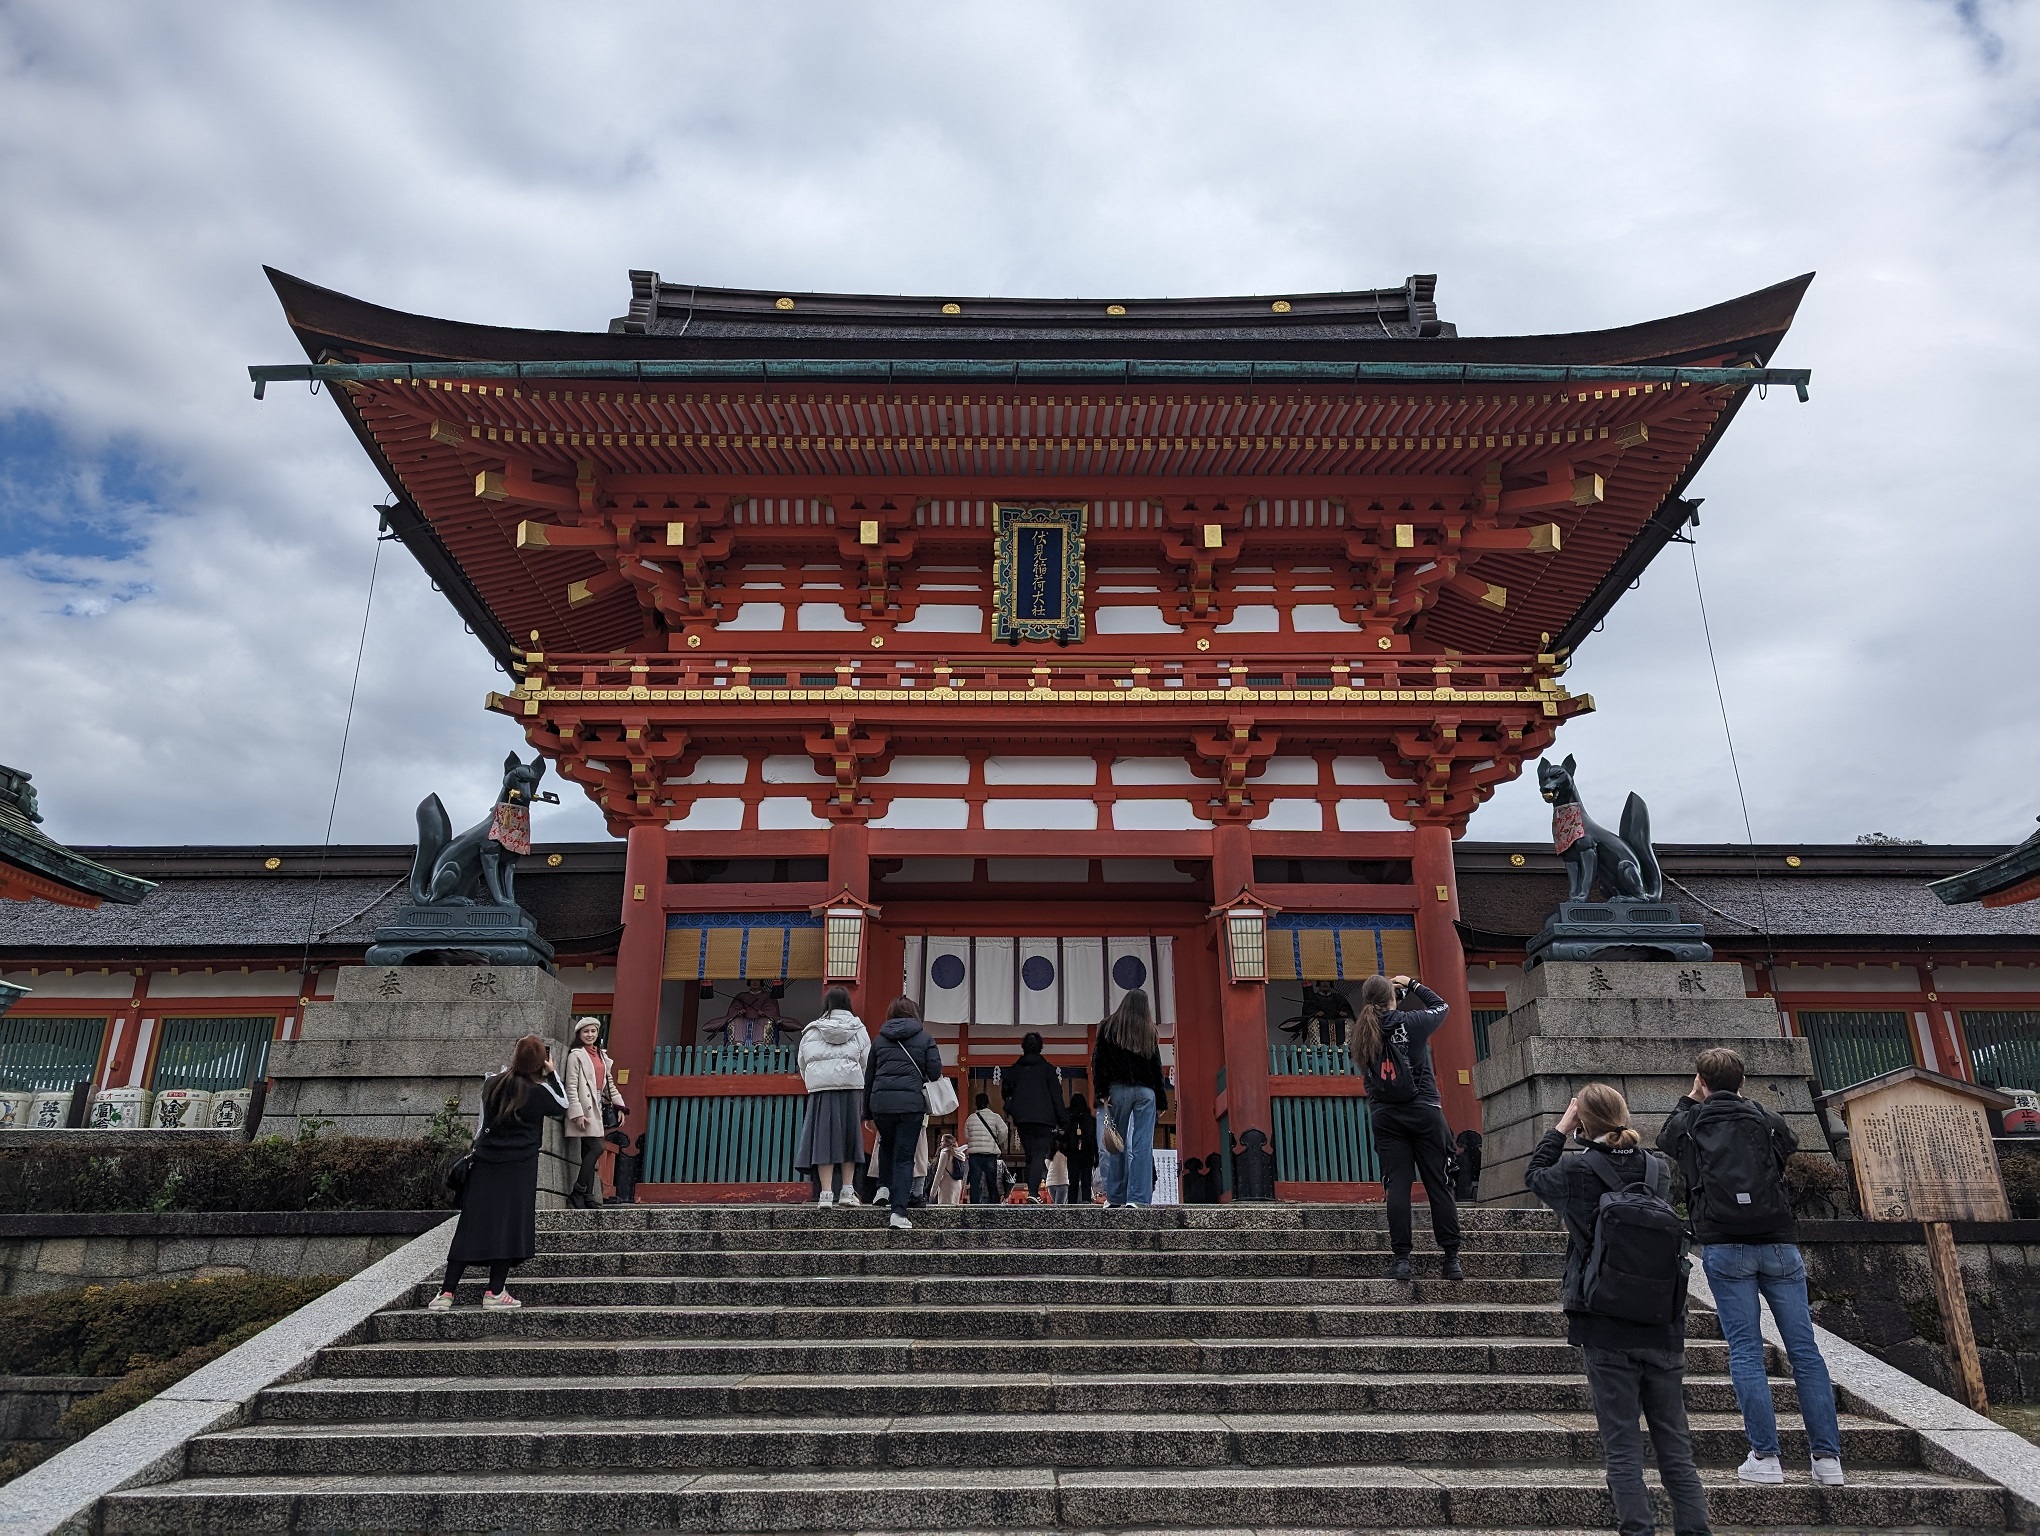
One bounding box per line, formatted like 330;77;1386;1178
1923;1220;1990;1413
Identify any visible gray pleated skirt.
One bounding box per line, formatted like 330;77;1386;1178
796;1087;866;1171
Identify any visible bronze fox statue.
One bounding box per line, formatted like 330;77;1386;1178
1537;754;1662;904
409;753;549;909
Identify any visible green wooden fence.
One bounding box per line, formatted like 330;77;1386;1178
1273;1094;1378;1183
653;1043;800;1076
0;1017;106;1092
151;1016;275;1092
1269;1043;1362;1077
1961;1010;2040;1092
642;1093;804;1183
1472;1009;1506;1063
1796;1010;1915;1093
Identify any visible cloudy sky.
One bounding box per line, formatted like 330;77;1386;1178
2;1;2034;853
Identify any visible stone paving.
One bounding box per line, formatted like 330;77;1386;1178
97;1204;2014;1533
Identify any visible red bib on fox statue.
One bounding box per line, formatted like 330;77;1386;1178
1552;802;1586;855
488;802;532;856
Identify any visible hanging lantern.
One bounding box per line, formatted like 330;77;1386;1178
1211;892;1274;984
814;891;881;983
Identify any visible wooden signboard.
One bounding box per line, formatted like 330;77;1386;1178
1819;1067;2015;1412
1823;1067;2012;1224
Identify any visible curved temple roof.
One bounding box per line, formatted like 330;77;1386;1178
0;765;156;909
263;268;1810;667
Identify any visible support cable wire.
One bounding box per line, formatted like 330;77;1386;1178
1686;538;1779;974
299;516;390;984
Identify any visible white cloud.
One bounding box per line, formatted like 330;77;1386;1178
0;0;2035;849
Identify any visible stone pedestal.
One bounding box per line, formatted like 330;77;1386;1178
1473;960;1823;1206
263;966;577;1205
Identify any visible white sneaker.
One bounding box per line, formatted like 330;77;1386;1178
481;1289;522;1311
874;1187;889;1205
1810;1455;1845;1486
889;1213;913;1231
817;1190;835;1207
1737;1452;1784;1484
836;1190;860;1207
426;1291;454;1312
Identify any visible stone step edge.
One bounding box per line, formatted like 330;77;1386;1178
0;1220;457;1536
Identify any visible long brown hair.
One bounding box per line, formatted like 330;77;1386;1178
484;1033;550;1122
1098;989;1158;1058
1349;975;1398;1066
1576;1082;1642;1151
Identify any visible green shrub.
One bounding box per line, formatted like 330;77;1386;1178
0;1278;341;1484
0;1135;458;1214
0;1273;340;1377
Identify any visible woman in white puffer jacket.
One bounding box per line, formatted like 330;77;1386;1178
795;987;871;1206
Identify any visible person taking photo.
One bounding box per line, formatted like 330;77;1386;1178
1351;973;1460;1281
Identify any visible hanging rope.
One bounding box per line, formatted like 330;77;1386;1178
1686;538;1779;972
299;518;389;982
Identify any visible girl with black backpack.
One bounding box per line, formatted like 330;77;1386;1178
1527;1083;1712;1536
1351;973;1461;1281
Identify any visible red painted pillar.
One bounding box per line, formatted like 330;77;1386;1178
1170;923;1225;1189
1212;821;1276;1199
609;821;666;1099
1412;820;1480;1135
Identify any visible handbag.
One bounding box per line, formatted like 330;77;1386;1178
893;1037;958;1116
444;1152;474;1205
1098;1099;1125;1156
602;1102;623;1132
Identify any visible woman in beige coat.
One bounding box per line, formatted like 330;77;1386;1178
563;1017;626;1207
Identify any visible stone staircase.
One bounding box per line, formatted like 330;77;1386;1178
101;1205;2012;1533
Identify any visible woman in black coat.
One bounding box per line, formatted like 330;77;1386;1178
1351;973;1461;1282
862;996;945;1231
429;1033;567;1311
1063;1092;1098;1205
999;1031;1068;1201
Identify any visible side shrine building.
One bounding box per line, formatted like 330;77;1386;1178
15;268;1941;1204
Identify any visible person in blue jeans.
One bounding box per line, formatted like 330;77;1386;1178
1091;989;1167;1207
1658;1047;1843;1488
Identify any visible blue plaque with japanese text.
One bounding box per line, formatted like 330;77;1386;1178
992;503;1086;643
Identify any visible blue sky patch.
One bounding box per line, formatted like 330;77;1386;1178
0;410;169;610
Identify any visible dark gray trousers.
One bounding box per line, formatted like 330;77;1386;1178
1582;1343;1713;1536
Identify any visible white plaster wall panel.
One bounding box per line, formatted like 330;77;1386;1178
1291;604;1360;632
1332;757;1397;785
1112;800;1206;831
665;756;750;785
567;967;619;995
796;602;863;631
1337;798;1406;831
762;755;829;783
870;799;970;830
986;757;1097;785
757;797;828;830
667;798;745;831
1112;758;1201;785
1773;966;1927;995
1932;968;2040;993
1468;964;1526;995
868;757;971;784
1095;607;1184;634
984;800;1098;831
1257;800;1325;832
1;970;134;997
146;972;299;999
987;859;1088;882
1215;605;1281;633
897;605;984;633
717;603;786;631
1256;757;1319;785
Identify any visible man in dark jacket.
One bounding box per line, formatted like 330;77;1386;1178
863;1001;944;1232
1658;1047;1842;1488
999;1032;1068;1202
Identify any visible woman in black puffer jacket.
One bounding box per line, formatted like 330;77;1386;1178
1351;973;1461;1282
862;996;944;1231
999;1032;1068;1202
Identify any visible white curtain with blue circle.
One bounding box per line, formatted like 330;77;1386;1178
910;935;1175;1028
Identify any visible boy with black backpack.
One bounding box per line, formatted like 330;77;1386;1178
1528;1082;1711;1536
1658;1047;1843;1488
